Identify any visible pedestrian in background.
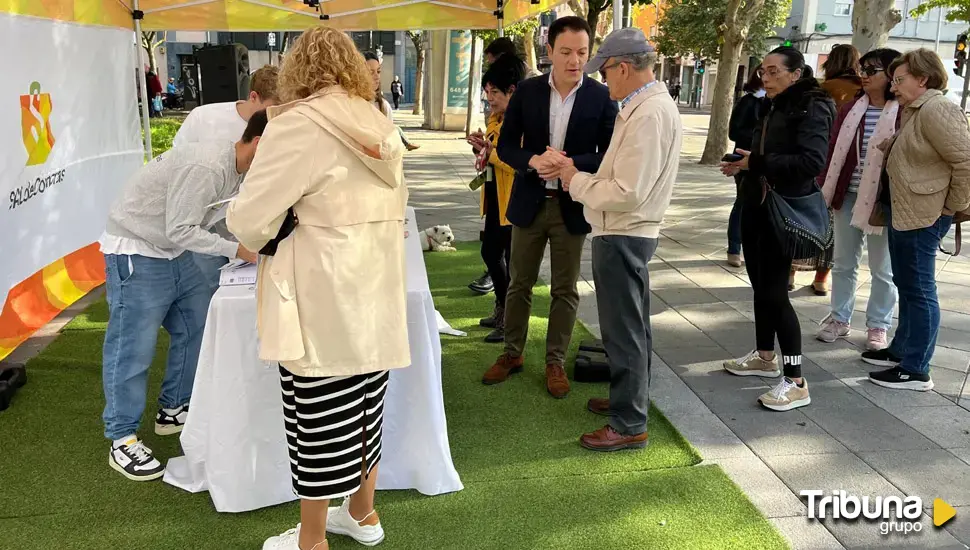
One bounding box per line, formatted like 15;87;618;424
390;75;403;109
725;67;765;268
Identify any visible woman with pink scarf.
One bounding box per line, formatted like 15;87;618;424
816;49;902;351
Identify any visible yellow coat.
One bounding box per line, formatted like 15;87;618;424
480;112;515;226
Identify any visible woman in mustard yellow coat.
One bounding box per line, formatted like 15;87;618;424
469;55;526;343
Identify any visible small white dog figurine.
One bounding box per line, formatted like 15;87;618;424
420;225;457;252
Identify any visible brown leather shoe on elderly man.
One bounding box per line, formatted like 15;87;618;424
580;425;648;452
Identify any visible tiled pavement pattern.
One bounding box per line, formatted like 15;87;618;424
397;110;970;549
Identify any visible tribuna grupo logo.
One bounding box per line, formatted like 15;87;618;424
802;490;956;536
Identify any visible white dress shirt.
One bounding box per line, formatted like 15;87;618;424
546;74;583;190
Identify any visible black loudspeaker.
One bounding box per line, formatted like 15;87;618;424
574;339;609;383
196;44;250;105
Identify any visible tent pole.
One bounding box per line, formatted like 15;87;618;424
496;0;504;37
612;0;622;32
133;0;154;160
465;33;478;137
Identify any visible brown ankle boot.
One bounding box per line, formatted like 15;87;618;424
482;353;524;385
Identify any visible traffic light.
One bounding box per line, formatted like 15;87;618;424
955;33;967;76
783;40;792;47
695;59;706;74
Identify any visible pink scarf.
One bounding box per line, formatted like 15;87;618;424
821;96;898;235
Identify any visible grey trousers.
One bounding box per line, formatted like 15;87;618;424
592;235;658;436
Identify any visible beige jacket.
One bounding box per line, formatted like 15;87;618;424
226;88;410;377
886;89;970;231
569;83;682;239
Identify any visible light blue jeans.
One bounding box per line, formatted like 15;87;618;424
102;252;212;440
192;251;229;294
829;192;897;330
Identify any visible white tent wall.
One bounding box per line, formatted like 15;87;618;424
0;10;143;299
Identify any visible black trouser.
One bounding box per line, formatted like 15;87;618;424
742;203;802;378
481;181;512;306
392;93;401;109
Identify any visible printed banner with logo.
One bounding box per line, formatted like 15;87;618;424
0;11;143;360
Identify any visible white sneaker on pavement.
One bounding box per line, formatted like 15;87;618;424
816;314;850;343
723;350;781;377
327;499;385;546
758;377;811;411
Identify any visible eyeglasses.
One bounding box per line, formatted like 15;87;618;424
599;61;622;79
757;67;792;79
892;72;911;86
861;65;884;77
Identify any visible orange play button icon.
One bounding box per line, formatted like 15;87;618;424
934;498;956;527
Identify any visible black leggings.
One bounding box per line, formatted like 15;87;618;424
481;181;512;306
742;204;802;378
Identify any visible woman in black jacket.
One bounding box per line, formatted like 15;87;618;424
720;46;836;412
726;68;765;267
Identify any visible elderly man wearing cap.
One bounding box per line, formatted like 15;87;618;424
560;28;683;452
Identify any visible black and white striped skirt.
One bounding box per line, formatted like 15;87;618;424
279;365;389;500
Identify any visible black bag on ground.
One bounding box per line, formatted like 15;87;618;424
574;351;610;383
259;208;299;256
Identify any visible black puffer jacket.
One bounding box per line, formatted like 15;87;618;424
743;78;836;205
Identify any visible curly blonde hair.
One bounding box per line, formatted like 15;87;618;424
277;26;375;103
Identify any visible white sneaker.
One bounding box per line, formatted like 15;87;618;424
155;403;189;436
758;378;811;412
816;314;850;343
723;350;781;377
108;436;165;481
327;499;385;546
262;525;300;550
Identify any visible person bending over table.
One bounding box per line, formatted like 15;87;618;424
226;27;410;550
99;113;265;482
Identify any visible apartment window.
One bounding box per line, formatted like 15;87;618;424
834;2;851;16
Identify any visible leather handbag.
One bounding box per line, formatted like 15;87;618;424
757;115;834;260
259;208;299;256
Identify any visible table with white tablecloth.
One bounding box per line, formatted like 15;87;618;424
163;207;463;512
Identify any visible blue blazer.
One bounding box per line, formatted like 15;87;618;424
497;74;618;235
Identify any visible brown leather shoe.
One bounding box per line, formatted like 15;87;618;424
545;363;570;399
587;398;611;416
482;354;524;385
580;425;648;452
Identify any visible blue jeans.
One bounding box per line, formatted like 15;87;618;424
830;192;896;329
886;214;953;375
728;175;743;255
192;251;229;294
102;252;212;440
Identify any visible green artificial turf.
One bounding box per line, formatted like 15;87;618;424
0;243;788;550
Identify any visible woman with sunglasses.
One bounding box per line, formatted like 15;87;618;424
862;49;970;391
815;49;902;352
719;47;836;411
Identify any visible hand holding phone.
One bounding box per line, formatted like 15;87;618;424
721;153;745;163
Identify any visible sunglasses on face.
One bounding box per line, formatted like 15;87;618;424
861;65;884;77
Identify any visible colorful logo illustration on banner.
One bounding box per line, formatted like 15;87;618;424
21;81;55;166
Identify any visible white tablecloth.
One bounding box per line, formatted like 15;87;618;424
163;208;463;512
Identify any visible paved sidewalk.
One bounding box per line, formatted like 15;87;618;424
398;109;970;549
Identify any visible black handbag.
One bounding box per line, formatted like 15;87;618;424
258;208;299;256
757;116;833;261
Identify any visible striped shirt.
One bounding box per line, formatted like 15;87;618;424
849;106;882;193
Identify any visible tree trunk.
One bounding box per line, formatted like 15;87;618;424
699;37;744;165
413;46;425;116
522;21;538;74
586;4;605;51
851;0;902;53
142;32;158;74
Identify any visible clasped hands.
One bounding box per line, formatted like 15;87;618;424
531;147;579;189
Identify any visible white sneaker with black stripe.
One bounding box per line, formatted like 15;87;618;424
327;499;385;546
108;436;165;481
155;404;188;436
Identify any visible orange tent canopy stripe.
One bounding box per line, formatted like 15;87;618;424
0;245;105;361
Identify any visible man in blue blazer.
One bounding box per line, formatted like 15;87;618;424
482;16;618;399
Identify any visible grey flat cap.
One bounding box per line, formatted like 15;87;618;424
584;27;655;74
